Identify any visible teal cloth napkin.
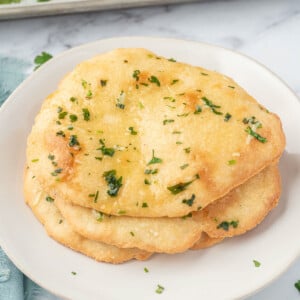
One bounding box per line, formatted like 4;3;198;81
0;56;59;300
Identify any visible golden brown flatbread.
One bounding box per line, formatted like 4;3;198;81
190;233;223;250
26;48;285;217
35;165;280;253
24;170;151;264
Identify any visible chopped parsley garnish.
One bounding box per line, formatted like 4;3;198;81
163;96;176;102
217;220;239;231
59;219;63;224
140;83;149;87
51;168;62;177
144;179;151;185
243;116;262;127
148;76;160;87
194;105;202;114
82;108;90;121
94;211;104;222
58;111;68;119
34;51;53;70
81;79;88;89
172;130;181;134
142;202;148;208
245;127;267;143
70;97;77;102
147;150;163;165
56;130;65;137
201;72;208;76
132;70;141;81
168;58;176;62
182;194;195;206
93;191;99;203
31;159;39;162
103;170;123;197
228;159;236;165
155;284;165;294
71;271;77;275
228;85;235;89
167;175;199;195
253;260;261;267
145;169;158;174
69;114;78;122
295;280;300;292
163;119;174;125
224;113;232;122
118;210;126;215
100;80;107;87
176;141;183;145
95;157;102;160
48;154;55;160
202;97;222;115
116;91;125;109
138;101;145;109
182;212;193;220
128;127;138;135
86;90;92;99
98;139;115;157
69;135;80;148
171;79;179;85
180;164;189;170
144;267;149;273
184;147;191;153
130;231;135;236
177;113;189;117
45;196;54;202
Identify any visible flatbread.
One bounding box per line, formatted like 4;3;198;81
24;170;151;264
34;164;280;253
26;48;285;217
190;233;223;250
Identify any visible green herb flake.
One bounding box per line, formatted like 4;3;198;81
182;212;193;220
98;139;115;157
177;113;189;117
116;91;125;109
133;70;141;81
147;150;163;165
71;271;77;275
148;76;160;87
180;164;189;170
155;284;165;294
253;260;261;268
145;169;158;175
217;220;239;231
69;114;78;122
142;202;148;208
70;97;77;102
93;190;99;203
56;130;65;137
182;194;195;206
82;108;90;121
118;210;126;215
130;231;135;236
176;141;183;145
31;159;39;163
103;170;123;197
34;51;53;70
245;127;267;143
95;157;102;161
69;135;80;149
45;196;54;202
172;130;181;134
128;127;138;135
48;154;55;160
171;79;179;85
228;85;235;89
144;267;149;273
168;58;176;62
167;180;193;195
201;97;223;115
228;159;236;165
81;79;88;89
100;80;107;87
144;179;151;185
294;280;300;292
59;219;63;224
163;119;174;125
184;147;191;154
224;113;232;122
194;105;202;114
201;72;208;76
86;90;92;99
58;111;68;119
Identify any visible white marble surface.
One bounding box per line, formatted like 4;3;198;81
0;0;300;299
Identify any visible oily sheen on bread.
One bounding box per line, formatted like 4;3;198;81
26;48;285;218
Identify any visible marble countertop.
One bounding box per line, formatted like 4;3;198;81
0;0;300;299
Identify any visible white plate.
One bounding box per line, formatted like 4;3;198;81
0;37;300;300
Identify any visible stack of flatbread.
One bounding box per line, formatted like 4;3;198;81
24;48;285;264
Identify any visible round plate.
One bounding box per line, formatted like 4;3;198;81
0;37;299;300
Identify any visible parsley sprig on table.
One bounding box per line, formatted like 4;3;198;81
34;51;53;70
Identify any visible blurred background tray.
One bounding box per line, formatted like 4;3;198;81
0;0;197;20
